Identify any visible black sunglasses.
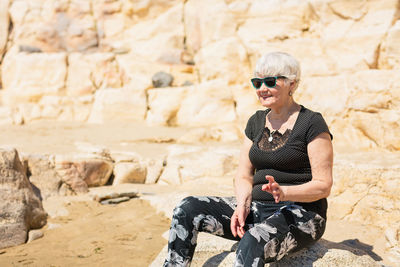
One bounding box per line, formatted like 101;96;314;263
251;76;287;89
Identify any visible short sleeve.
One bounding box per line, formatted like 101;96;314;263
306;113;333;143
244;114;256;140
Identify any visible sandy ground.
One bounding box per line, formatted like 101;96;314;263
0;121;395;266
0;197;170;267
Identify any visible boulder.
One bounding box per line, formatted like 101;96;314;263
55;155;114;193
113;162;147;185
0;148;47;249
122;4;184;62
22;153;63;199
184;0;237;54
194;37;249;84
9;0;97;52
146;87;188;126
87;87;147;123
1;52;67;104
158;145;238;185
176;80;237;126
66;53;123;96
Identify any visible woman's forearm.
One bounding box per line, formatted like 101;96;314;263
234;176;253;207
282;179;331;203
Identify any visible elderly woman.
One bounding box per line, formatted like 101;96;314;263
163;52;333;267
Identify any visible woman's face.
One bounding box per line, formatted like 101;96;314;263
255;76;292;109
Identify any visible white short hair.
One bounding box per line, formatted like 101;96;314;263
254;52;301;89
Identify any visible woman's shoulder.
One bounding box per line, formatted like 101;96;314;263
299;105;325;120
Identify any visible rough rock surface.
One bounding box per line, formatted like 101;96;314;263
0;148;47;249
151;235;382;267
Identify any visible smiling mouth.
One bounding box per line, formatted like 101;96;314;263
260;94;272;99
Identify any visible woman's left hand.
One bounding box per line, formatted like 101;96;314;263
261;175;285;203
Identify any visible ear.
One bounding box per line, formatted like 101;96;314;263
289;80;297;91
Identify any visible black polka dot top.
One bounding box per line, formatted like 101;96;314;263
245;105;332;218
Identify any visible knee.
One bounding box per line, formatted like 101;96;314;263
172;196;197;219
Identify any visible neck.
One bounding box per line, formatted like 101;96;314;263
268;101;299;121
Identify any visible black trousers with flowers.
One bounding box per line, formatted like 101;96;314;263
163;196;326;267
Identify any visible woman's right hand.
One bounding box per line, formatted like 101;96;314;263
230;205;250;238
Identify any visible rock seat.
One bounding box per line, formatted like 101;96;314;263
151;233;382;267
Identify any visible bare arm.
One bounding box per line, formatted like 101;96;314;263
262;132;333;203
231;136;254;237
234;136;254;207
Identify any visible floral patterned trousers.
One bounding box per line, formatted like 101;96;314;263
163;196;326;267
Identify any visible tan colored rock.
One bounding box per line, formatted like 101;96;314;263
88;87;147;123
176;80;237;126
15;96;92;123
0;0;10;58
22;154;63;199
245;37;335;77
0;106;23;125
194;37;249;84
237;1;312;52
329;152;400;231
1;52;67;104
318;0;398;71
0;147;47;249
298;75;350;117
146;87;187;126
27;229;44;243
158;145;238;185
40;95;93;122
66;53;123;96
184;0;237;54
55;155;114;193
145;158;164;184
379;20;400;69
117;54;198;89
123;4;184;62
116;55;156;91
113;162;147;185
230;83;261;124
9;0;97;52
152;237;381;267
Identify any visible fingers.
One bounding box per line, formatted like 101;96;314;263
263;175;281;203
237;213;246;238
231;207;249;238
265;175;275;184
230;213;238;237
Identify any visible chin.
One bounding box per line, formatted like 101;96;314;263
259;99;274;108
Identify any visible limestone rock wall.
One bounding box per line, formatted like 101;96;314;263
0;0;398;151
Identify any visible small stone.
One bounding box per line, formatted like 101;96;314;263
19;45;42;53
100;196;130;205
152;71;174;88
27;230;44;243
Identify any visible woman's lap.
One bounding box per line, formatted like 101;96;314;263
164;196;326;266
